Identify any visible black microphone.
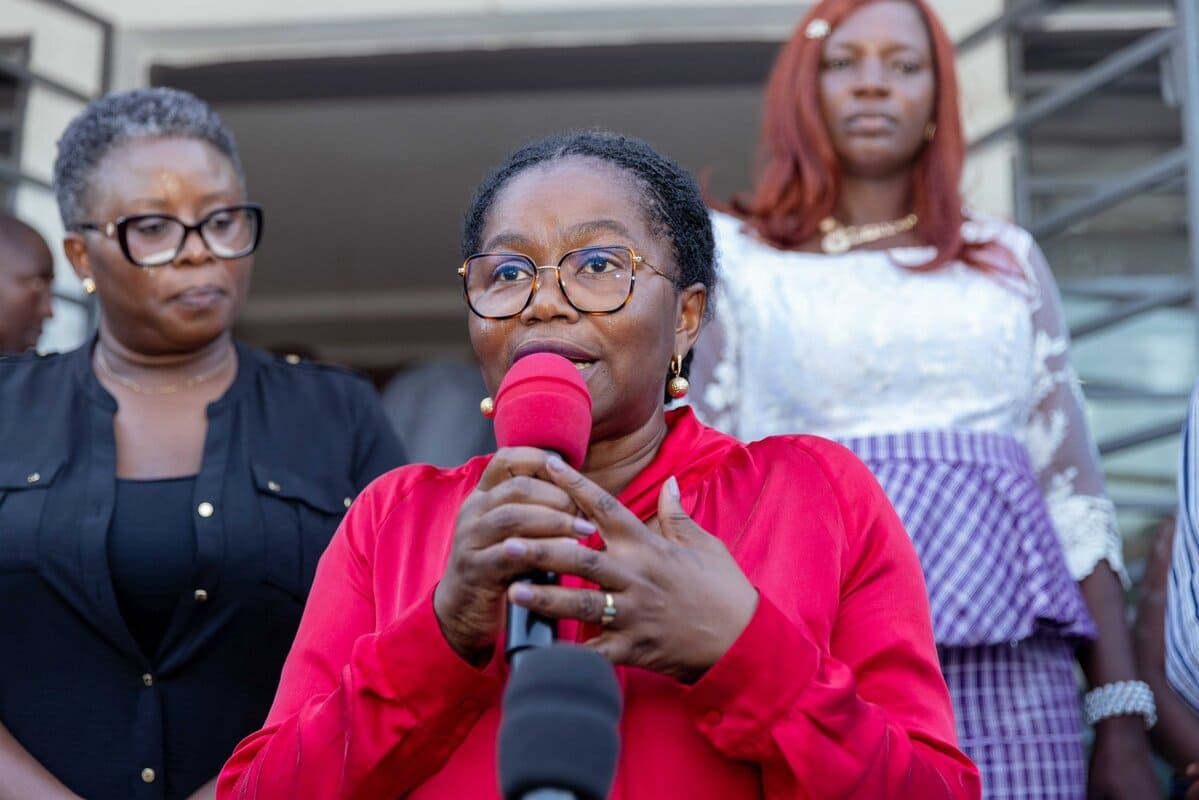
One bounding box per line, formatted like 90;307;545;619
498;644;622;800
491;353;592;670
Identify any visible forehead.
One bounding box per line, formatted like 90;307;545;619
0;232;53;276
89;136;241;204
826;1;931;51
483;157;651;242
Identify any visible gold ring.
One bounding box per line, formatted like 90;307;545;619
600;592;617;627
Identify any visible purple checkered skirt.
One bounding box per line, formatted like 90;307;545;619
940;638;1086;799
839;429;1096;647
842;430;1093;797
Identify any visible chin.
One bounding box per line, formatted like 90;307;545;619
165;319;234;349
843;154;917;180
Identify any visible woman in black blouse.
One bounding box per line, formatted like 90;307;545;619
0;87;405;800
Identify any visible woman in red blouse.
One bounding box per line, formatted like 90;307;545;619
218;130;979;799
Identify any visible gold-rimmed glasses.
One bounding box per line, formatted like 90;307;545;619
458;244;670;320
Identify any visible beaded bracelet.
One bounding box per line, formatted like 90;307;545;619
1083;680;1157;730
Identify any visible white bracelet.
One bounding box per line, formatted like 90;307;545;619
1083;680;1157;730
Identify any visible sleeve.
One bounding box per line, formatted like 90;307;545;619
681;444;980;799
1017;233;1127;585
1166;383;1199;713
687;216;743;438
216;485;503;800
348;377;408;490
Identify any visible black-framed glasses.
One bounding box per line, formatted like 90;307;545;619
75;203;264;267
458;244;670;319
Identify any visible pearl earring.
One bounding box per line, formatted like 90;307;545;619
480;396;495;418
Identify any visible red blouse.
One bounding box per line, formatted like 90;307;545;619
219;408;979;799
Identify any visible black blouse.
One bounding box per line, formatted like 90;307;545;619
0;340;406;800
109;477;198;659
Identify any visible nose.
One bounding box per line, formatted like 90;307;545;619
852;56;890;97
174;227;212;266
519;265;578;323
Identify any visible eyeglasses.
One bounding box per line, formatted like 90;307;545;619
458;244;670;319
75;203;264;267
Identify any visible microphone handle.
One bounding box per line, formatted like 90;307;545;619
505;570;558;669
521;790;578;800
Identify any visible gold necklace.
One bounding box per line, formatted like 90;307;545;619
819;213;918;254
94;344;235;395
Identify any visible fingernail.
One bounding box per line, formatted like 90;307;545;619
666;476;680;499
503;539;527;557
573;517;597;536
546;453;567;472
513;584;534;602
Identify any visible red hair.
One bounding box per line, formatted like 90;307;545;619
728;0;998;272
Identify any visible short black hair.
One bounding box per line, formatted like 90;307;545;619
53;87;244;228
461;130;716;397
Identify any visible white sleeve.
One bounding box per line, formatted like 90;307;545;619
1018;230;1128;585
687;214;745;438
1167;384;1199;713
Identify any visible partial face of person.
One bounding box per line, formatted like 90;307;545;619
64;136;253;355
468;157;699;442
818;0;937;179
0;236;54;352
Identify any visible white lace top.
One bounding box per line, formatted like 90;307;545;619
690;210;1125;583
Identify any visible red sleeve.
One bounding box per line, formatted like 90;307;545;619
216;479;503;800
683;440;981;798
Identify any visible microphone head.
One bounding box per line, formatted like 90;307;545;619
494;352;592;469
498;644;622;800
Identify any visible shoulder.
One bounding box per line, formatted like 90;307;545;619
243;344;379;405
745;433;877;493
249;345;374;387
740;433;895;540
0;348;75;392
962;209;1037;262
343;456;489;540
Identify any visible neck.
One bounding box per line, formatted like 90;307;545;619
95;324;235;386
580;411;670;498
835;170;914;225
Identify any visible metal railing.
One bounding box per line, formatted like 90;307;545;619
961;0;1199;516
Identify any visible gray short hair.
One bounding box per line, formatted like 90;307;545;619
53;86;245;228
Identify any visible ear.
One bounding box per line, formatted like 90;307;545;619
62;233;92;283
673;282;707;359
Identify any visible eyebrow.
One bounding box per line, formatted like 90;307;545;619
824;40;928;56
481;219;636;253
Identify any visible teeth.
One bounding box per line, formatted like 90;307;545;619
572;361;594;370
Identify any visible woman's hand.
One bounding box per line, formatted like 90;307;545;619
505;454;758;683
433;447;596;665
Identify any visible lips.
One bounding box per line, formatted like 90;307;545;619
844;113;897;134
171;285;227;309
512;340;599;372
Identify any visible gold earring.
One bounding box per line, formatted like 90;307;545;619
81;277;96;295
480;396;495;418
667;354;689;399
924;121;937;141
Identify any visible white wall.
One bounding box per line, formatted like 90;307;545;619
1;0;106;350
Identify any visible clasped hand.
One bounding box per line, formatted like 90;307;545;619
432;447;758;683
